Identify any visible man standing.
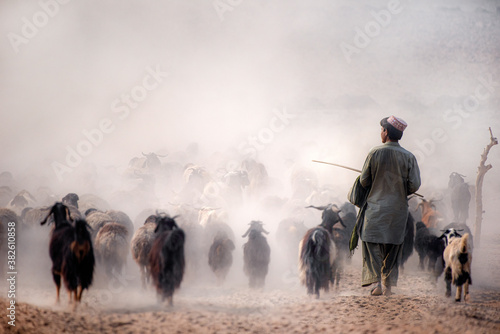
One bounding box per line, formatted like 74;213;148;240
359;116;421;296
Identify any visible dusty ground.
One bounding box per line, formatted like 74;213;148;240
1;233;499;334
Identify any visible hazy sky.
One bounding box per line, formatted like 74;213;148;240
1;1;499;222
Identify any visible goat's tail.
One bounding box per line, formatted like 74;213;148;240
457;233;471;266
298;228;333;284
300;230;323;263
460;233;470;254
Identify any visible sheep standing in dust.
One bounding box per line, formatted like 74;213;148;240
22;206;50;229
149;215;185;306
6;190;37;216
242;221;271;289
85;211;115;240
105;210;134;241
130;214;157;288
208;230;235;285
443;232;472;302
94;223;129;278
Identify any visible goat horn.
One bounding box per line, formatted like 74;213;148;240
305;205;328;211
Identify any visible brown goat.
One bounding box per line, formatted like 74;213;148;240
41;203;94;308
416;198;441;228
130;215;157;289
443;233;472;302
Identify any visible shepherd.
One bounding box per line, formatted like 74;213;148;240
356;116;421;296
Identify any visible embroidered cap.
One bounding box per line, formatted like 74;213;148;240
382;115;407;132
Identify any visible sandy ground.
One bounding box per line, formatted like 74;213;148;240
1;233;499;334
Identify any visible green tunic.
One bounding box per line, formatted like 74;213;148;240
359;142;421;245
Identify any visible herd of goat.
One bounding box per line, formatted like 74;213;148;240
0;156;475;308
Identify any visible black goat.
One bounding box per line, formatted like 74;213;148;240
306;204;346;287
41;203;94;307
414;221;446;280
41;202;73;302
149;215;185;306
65;219;95;303
242;221;271;289
208;230;235;285
299;204;342;298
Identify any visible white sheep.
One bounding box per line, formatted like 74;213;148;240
443;232;472;302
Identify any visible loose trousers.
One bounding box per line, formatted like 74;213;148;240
361;241;403;287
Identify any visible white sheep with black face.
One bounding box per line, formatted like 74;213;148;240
443;232;472;302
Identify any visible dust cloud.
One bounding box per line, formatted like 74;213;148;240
0;0;499;320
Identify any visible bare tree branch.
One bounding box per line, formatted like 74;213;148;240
474;127;498;247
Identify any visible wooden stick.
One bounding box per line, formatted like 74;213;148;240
312;159;423;198
311;160;362;173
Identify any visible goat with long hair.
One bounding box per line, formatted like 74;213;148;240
299;204;343;298
208;230;235;285
41;203;94;308
149;215;185;306
242;221;271;289
131;214;157;289
443;233;472;302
